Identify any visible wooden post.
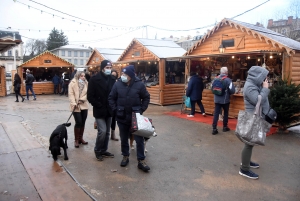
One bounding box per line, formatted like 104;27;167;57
159;59;165;105
185;59;190;84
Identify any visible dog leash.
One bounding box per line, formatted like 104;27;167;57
66;107;76;124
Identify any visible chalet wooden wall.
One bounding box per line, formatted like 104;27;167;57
0;67;6;97
189;25;282;56
162;84;185;105
291;52;300;85
121;42;157;61
20;82;54;96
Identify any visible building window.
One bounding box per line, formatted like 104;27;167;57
15;50;19;57
80;59;83;65
74;51;77;57
80;51;83;57
61;50;65;56
68;59;72;63
8;50;12;56
68;51;71;56
86;52;90;57
74;59;78;65
222;39;235;47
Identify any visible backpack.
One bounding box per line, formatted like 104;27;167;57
211;76;228;96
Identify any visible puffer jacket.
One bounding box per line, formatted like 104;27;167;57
87;71;116;118
68;79;89;112
108;77;150;125
213;74;235;104
243;66;270;116
25;73;35;85
186;75;204;101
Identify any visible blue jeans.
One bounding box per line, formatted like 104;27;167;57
190;99;205;115
26;85;36;99
94;117;112;153
117;122;145;161
212;103;230;129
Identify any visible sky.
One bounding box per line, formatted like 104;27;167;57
0;0;293;50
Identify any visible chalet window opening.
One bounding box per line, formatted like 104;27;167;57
222;39;235;48
165;61;186;84
133;51;140;57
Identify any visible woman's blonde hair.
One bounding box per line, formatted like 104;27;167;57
75;71;85;80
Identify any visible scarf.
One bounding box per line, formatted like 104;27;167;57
78;79;85;96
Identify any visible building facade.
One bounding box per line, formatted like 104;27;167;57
267;16;300;42
50;45;93;68
0;43;23;72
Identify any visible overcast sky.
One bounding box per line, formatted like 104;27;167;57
0;0;292;49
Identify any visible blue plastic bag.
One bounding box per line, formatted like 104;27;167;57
184;96;191;108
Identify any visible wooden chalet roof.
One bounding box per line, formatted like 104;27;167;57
118;38;186;61
0;30;22;53
185;18;300;56
20;50;74;67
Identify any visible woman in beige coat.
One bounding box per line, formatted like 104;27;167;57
69;71;89;148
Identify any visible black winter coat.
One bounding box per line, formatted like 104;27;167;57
186;75;204;101
108;77;150;125
87;71;116;118
25;73;35;85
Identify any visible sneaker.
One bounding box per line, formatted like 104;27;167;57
120;156;129;167
240;162;260;169
138;160;150;172
212;129;218;135
95;154;104;161
223;127;230;132
22;98;25;102
219;114;223;121
202;113;206;117
130;145;135;150
187;115;194;117
33;98;36;101
239;169;259;179
101;151;114;158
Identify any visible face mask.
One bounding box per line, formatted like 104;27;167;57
104;69;111;75
79;79;84;83
121;75;128;83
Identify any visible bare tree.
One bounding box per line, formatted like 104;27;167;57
23;39;47;62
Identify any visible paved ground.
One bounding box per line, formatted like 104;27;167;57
1;94;300;201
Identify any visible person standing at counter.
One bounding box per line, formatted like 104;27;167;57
52;73;60;94
25;69;37;101
186;72;206;117
212;67;235;135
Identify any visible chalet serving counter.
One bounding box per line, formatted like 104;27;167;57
195;89;244;118
21;82;55;95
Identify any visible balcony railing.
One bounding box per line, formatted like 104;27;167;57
0;56;23;60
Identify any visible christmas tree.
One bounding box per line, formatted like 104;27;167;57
269;78;300;131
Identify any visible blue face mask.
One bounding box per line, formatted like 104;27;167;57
104;69;111;75
121;75;128;83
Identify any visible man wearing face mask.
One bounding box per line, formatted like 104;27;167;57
87;60;116;161
108;65;151;172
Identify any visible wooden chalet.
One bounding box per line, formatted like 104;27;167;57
86;48;124;75
18;51;74;95
181;18;300;118
0;30;22;96
117;38;186;105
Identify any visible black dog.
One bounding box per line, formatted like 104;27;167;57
49;123;70;161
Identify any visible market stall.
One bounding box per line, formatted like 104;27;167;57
18;51;74;95
183;18;300;118
0;65;6;96
116;38;186;105
86;48;124;75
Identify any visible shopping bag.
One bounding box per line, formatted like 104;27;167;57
235;95;272;146
184;96;191;108
131;112;155;138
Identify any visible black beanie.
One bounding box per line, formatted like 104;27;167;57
100;60;111;70
122;65;135;79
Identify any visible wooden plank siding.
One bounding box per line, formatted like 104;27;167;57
0;66;6;97
188;25;282;56
121;42;158;61
291;52;300;85
162;84;185;105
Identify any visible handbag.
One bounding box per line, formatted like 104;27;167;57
235;95;272;146
131;112;155;138
184;96;191;108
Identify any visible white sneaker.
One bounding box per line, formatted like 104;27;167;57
187;115;194;117
202;113;206;117
219;114;223;121
130;145;135;150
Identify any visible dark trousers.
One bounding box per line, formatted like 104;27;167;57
73;110;88;128
111;115;116;130
26;85;36;99
61;83;68;95
190;99;205;115
15;89;24;101
117;122;145;161
54;84;59;94
212;103;230;129
94;117;111;153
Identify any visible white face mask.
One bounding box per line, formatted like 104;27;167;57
79;79;84;84
104;69;111;75
121;75;128;83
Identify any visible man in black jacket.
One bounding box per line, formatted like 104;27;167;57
25;69;36;100
108;65;151;172
87;60;116;161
